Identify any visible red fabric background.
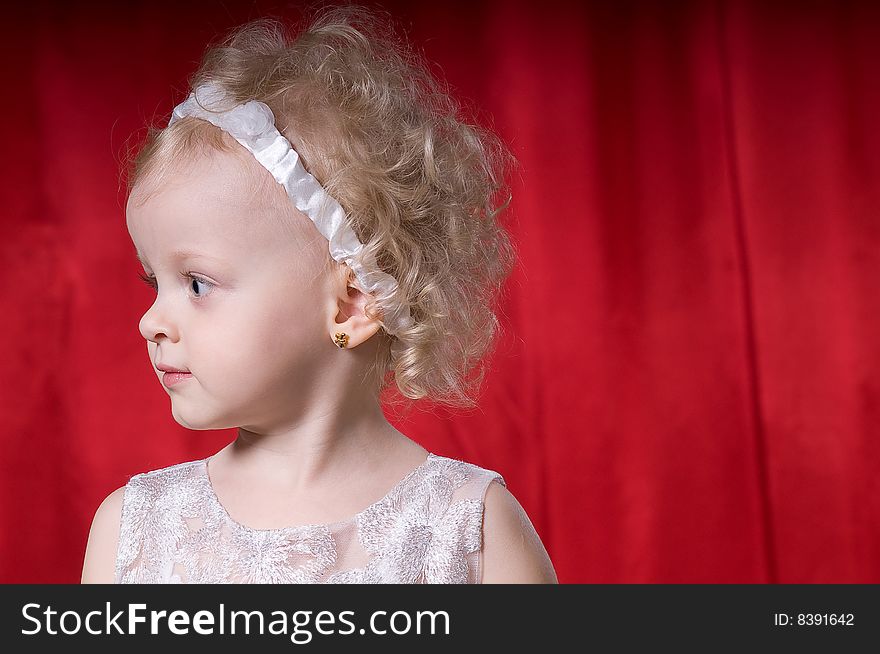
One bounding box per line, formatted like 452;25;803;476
1;0;878;583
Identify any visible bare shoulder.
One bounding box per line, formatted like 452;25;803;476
81;485;126;584
481;479;558;583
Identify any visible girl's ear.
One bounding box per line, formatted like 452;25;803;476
326;263;383;349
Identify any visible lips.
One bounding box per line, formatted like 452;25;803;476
162;370;193;388
156;363;191;373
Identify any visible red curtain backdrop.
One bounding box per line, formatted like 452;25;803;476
1;0;878;583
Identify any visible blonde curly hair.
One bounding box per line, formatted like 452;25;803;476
124;3;519;411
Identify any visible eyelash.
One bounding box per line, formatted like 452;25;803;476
138;271;214;299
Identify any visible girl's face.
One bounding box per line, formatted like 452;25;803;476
126;148;333;431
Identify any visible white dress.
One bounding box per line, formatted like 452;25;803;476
114;452;505;584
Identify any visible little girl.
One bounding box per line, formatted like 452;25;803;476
81;4;556;584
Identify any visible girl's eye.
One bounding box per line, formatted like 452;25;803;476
137;271;214;299
187;275;213;298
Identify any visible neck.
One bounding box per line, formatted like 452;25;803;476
220;401;406;490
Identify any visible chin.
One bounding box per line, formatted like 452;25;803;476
169;400;235;431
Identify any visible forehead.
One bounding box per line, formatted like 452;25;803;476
126;147;317;264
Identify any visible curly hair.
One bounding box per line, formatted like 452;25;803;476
124;3;519;411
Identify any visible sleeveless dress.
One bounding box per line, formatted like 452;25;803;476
114;452;505;584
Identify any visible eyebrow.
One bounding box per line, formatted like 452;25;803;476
135;249;228;266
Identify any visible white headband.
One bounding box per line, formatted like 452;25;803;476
167;81;414;339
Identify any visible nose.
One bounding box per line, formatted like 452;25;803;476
138;296;180;343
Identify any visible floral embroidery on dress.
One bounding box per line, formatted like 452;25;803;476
114;453;505;584
325;460;484;583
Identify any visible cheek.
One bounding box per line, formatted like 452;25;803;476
209;290;322;370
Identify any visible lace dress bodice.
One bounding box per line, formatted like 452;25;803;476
114;453;505;584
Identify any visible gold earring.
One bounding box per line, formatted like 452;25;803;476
333;332;349;349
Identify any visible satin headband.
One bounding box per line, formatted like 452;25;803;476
167;81;413;339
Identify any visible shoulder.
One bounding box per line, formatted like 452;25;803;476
480;480;558;583
125;458;204;493
81;458;203;584
81;485;126;583
425;454;557;583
